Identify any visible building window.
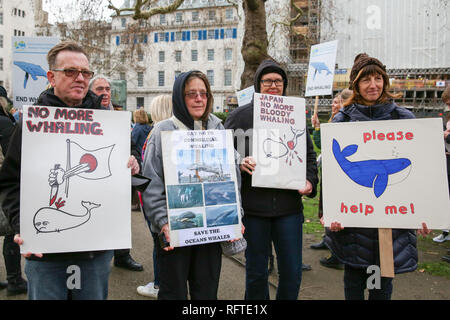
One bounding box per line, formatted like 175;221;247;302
121;18;126;27
226;8;233;20
191;49;198;61
224;48;232;61
160;14;166;25
191;30;198;40
158;71;165;86
0;58;3;71
175;31;182;41
175;12;183;23
207;70;214;86
159;51;165;63
0;12;3;24
175;50;182;62
207;29;215;40
120;72;126;80
208;10;216;21
192;11;199;22
207;49;214;61
225;28;233;38
137;50;144;62
136;97;144;109
0;35;3;48
137;72;144;87
224;69;232;86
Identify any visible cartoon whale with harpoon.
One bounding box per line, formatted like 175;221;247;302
310;62;332;79
13;61;48;88
332;139;411;198
33;201;100;233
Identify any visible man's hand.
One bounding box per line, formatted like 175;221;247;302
14;234;43;258
161;224;174;251
127;155;140;175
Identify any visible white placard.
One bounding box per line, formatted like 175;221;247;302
12;37;59;108
305;40;338;97
161;130;242;247
236;86;255;107
321;118;450;229
252;93;307;190
20;105;131;253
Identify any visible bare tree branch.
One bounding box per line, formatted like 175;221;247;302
108;0;185;20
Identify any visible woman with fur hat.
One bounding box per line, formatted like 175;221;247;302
325;53;431;300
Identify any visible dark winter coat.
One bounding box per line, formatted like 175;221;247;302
132;123;152;156
224;60;318;218
325;101;419;274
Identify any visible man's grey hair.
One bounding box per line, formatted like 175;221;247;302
89;75;111;90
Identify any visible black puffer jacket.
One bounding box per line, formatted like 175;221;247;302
325;101;418;274
224;60;318;218
0;88;105;261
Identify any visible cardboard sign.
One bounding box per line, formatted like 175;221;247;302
252;93;307;190
305;40;338;97
12;37;59;108
161;130;242;247
321;118;450;229
20;105;131;253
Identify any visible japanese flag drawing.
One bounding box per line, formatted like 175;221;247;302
64;139;115;196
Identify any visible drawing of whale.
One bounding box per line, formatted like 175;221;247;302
310;62;332;80
13;61;48;88
33;201;100;233
332;139;411;198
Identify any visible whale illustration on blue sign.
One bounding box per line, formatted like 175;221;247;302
14;61;48;88
310;62;332;80
332;139;411;198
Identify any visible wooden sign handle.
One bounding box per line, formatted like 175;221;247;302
378;228;395;278
313;96;319;119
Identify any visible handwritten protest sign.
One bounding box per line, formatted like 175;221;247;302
321;118;450;229
252;93;307;190
20;105;131;254
305;40;338;97
161;130;242;247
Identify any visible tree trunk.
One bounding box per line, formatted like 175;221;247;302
240;0;269;89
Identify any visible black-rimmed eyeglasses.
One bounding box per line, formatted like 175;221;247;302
260;79;283;87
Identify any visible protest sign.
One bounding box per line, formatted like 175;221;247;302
161;130;242;248
305;40;338;97
321;118;450;229
12;37;59;109
20;105;131;254
236;86;254;107
251;93;307;190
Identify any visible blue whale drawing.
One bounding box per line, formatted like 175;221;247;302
332;139;411;198
310;62;332;80
13;61;48;88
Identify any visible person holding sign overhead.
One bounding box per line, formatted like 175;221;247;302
0;41;140;300
141;70;243;300
225;59;318;300
325;53;431;300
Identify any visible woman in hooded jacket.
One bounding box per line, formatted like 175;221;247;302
141;71;243;300
325;53;431;300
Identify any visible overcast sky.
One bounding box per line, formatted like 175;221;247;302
43;0;124;23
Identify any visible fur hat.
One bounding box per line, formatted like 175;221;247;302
349;53;386;89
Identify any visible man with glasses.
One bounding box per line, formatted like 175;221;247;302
0;41;140;299
89;75;145;272
224;59;318;300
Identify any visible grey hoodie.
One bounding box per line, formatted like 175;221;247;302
141;71;242;234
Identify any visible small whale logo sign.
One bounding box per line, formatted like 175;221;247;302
33;201;100;233
310;62;332;80
332;139;412;198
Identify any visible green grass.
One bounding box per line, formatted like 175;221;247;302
418;262;450;279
